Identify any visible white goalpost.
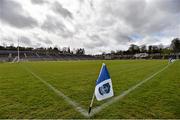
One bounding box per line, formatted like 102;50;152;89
17;36;20;62
12;36;20;63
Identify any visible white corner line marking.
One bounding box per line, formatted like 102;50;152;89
22;65;89;118
90;64;171;116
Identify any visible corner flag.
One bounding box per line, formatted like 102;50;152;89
88;63;114;114
95;63;114;101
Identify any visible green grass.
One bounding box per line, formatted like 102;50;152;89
0;60;179;118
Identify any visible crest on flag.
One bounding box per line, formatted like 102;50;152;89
99;83;110;95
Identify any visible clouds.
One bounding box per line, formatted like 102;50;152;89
41;15;74;38
98;0;179;35
37;37;53;45
21;36;32;45
52;1;73;19
155;0;180;13
31;0;47;5
91;0;179;51
0;0;38;28
41;15;66;33
84;34;108;49
0;0;180;54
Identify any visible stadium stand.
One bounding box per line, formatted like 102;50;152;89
0;50;97;62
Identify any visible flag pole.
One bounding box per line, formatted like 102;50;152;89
88;92;95;115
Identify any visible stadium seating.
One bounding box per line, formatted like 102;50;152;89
0;50;97;62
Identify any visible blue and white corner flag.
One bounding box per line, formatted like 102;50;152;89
88;63;114;114
95;63;114;101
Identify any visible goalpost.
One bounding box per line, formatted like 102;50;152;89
12;36;20;63
17;36;20;62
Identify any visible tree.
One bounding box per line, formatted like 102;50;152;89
62;47;67;54
48;47;53;52
76;48;85;55
110;50;115;55
67;47;71;54
152;45;159;53
170;38;180;53
140;45;147;53
162;47;172;54
128;44;140;54
148;45;153;54
6;45;17;50
0;45;5;50
116;50;123;55
158;44;164;54
102;52;106;55
53;47;59;52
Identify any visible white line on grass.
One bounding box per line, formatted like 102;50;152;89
22;65;89;118
90;64;171;116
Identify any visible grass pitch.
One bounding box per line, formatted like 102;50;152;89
0;60;179;118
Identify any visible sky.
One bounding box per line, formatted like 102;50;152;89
0;0;180;54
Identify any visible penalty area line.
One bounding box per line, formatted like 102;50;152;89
90;64;171;117
22;65;89;118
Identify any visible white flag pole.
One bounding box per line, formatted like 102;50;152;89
88;92;95;115
17;36;20;62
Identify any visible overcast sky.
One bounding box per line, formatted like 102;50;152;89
0;0;180;54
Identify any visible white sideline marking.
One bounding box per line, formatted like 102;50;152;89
90;64;170;116
22;66;89;117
